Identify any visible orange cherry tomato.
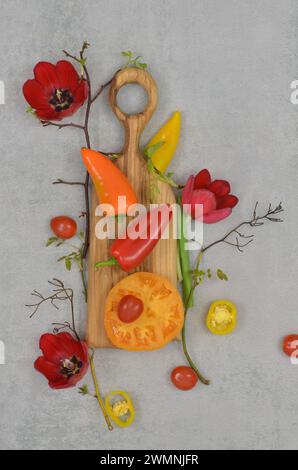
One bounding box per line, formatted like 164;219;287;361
283;335;298;357
50;216;77;239
105;272;184;351
171;366;198;391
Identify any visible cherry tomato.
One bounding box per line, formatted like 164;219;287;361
171;366;198;391
50;216;77;240
117;295;144;323
283;335;298;357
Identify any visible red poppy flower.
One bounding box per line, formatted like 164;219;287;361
34;332;89;389
23;61;89;121
181;169;238;223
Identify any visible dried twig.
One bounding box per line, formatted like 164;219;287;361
52;178;85;186
202;202;284;253
26;278;79;340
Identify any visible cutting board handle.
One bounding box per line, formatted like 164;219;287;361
109;67;158;156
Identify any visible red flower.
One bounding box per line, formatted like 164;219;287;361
181;169;238;223
23;61;88;121
34;332;89;389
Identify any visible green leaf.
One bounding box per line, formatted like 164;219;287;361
121;51;148;70
145;141;165;160
137;62;147;69
26;106;36;115
121;50;132;57
217;269;228;281
46;236;58;247
78;384;89;395
65;258;72;271
79;231;84;241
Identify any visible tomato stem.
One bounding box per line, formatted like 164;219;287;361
89;352;113;431
181;252;210;386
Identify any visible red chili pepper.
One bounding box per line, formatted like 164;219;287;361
95;204;172;272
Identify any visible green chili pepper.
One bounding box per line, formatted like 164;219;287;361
178;199;194;308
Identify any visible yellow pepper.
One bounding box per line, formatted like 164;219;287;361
105;390;135;428
146;111;180;173
206;300;237;335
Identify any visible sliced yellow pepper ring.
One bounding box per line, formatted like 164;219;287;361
206;300;237;335
105;390;135;428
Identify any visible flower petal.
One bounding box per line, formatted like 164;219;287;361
209;180;231;197
34;62;58;90
40;333;77;363
181;175;195;206
55;60;80;92
23;79;49;110
73;79;89;105
34;356;62;382
48;368;87;389
191;189;216;216
56;333;88;362
39;334;67;364
194;169;211;189
203;208;232;224
217;194;239;209
35;108;62;121
48;378;74;389
39;332;88;365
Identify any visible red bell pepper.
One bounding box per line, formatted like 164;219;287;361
95;204;172;273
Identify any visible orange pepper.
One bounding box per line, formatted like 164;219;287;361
81;148;137;215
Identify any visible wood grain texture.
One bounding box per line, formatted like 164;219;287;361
86;67;177;348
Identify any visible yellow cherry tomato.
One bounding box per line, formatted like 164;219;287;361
206;300;237;335
146;111;180;173
105;391;135;428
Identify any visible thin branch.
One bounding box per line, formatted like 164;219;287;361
26;278;79;340
40;121;84;130
223;237;254;253
89;351;113;431
82;171;90;258
91;73;117;104
53;178;85;187
62;49;81;64
202;202;284;254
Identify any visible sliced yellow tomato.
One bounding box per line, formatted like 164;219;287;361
206;299;237;335
104;272;184;351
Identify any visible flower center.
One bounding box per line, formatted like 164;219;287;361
49;88;74;112
60;355;83;377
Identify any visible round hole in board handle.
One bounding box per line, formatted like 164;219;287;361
116;83;149;116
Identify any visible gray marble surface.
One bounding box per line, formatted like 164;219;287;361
0;0;297;450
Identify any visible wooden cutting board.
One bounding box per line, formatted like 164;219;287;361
86;67;177;348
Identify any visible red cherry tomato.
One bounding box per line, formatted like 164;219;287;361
171;366;198;391
283;335;298;357
117;295;144;323
50;216;77;240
